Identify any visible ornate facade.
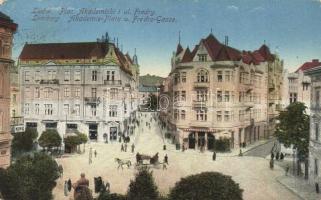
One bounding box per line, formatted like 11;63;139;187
19;36;139;144
0;12;17;168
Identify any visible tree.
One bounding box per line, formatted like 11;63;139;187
168;172;243;200
12;127;38;154
127;167;160;200
0;152;60;200
78;133;88;152
64;135;81;153
38;129;62;151
97;192;127;200
275;102;310;178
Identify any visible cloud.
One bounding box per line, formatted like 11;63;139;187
251;6;265;12
227;5;239;11
0;0;6;5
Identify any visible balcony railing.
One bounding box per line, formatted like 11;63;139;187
84;97;100;104
194;81;209;88
39;79;59;84
193;100;208;107
104;80;122;86
10;116;24;126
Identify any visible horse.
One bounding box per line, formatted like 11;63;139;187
115;158;131;170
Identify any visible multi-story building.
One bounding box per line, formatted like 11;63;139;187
267;54;284;135
285;59;321;114
10;65;24;134
304;65;321;185
162;33;283;150
19;35;139;143
0;12;17;168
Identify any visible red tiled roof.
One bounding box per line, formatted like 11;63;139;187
181;47;192;63
295;59;321;72
0;11;17;32
19;42;133;75
258;44;275;62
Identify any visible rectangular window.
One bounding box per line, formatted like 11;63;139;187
91;104;96;116
217;111;222;122
315;159;319;176
91;88;97;98
35;71;40;81
44;104;53;115
217;71;223;82
198;54;207;62
44;87;50;98
75;88;80;98
64;71;70;81
106;71;110;81
35;87;40;98
174;73;180;84
316;90;320;106
217;91;222;102
111;71;115;81
174;109;179;120
181;91;186;101
224;91;230;102
174;91;180;102
197;90;207;102
64;88;70;97
24;71;30;82
75;71;81;81
224;111;229;122
225;71;231;82
110;88;118;99
64;104;69;115
181;110;186;120
35;104;39;115
181;72;186;83
196;109;207;121
75;104;80;116
92;70;97;81
24;103;30;115
109;105;117;117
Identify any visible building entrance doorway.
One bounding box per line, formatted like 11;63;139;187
188;132;196;149
89;124;98;140
198;132;205;148
110;127;117;141
207;133;215;150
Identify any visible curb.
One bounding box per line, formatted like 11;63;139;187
276;176;306;200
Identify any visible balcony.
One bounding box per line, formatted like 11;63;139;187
243;101;254;109
84;97;101;105
190;120;211;128
10;116;25;133
39;79;59;84
104;80;122;86
193;100;208;108
194;81;209;88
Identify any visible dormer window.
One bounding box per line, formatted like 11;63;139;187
198;54;207;62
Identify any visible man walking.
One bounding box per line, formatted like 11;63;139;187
89;147;93;164
94;150;97;158
131;143;135;153
285;164;290;176
164;154;168;165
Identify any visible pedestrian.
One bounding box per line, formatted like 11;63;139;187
94;150;97;158
162;163;167;170
239;149;243;156
64;180;69;196
269;159;274;170
271;152;275;160
280;152;284;160
131;143;135;153
67;178;72;192
285;164;290;176
163;145;166;150
164;154;168;164
212;151;216;161
124;143;127;152
276;152;280;160
121;144;124;152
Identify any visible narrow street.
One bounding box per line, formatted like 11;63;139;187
244;138;278;158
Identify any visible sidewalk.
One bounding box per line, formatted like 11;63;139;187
276;175;321;200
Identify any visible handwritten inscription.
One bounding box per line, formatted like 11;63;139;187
31;7;176;24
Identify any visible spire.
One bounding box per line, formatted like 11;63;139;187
133;48;138;65
210;28;213;34
105;32;109;43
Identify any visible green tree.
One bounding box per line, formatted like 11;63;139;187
275;102;310;178
168;172;243;200
78;133;88;152
64;135;81;153
127;167;160;200
38;129;62;151
0;152;60;200
12;127;38;154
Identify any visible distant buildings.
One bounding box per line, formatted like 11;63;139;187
161;33;284;150
304;65;321;185
285;59;321;114
0;12;17;168
18;35;139;143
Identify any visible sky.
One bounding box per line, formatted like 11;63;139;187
1;0;321;76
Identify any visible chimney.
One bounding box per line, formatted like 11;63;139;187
312;59;319;63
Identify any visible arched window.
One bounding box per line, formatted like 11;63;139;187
197;69;209;83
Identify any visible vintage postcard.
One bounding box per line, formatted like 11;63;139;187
0;0;321;200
